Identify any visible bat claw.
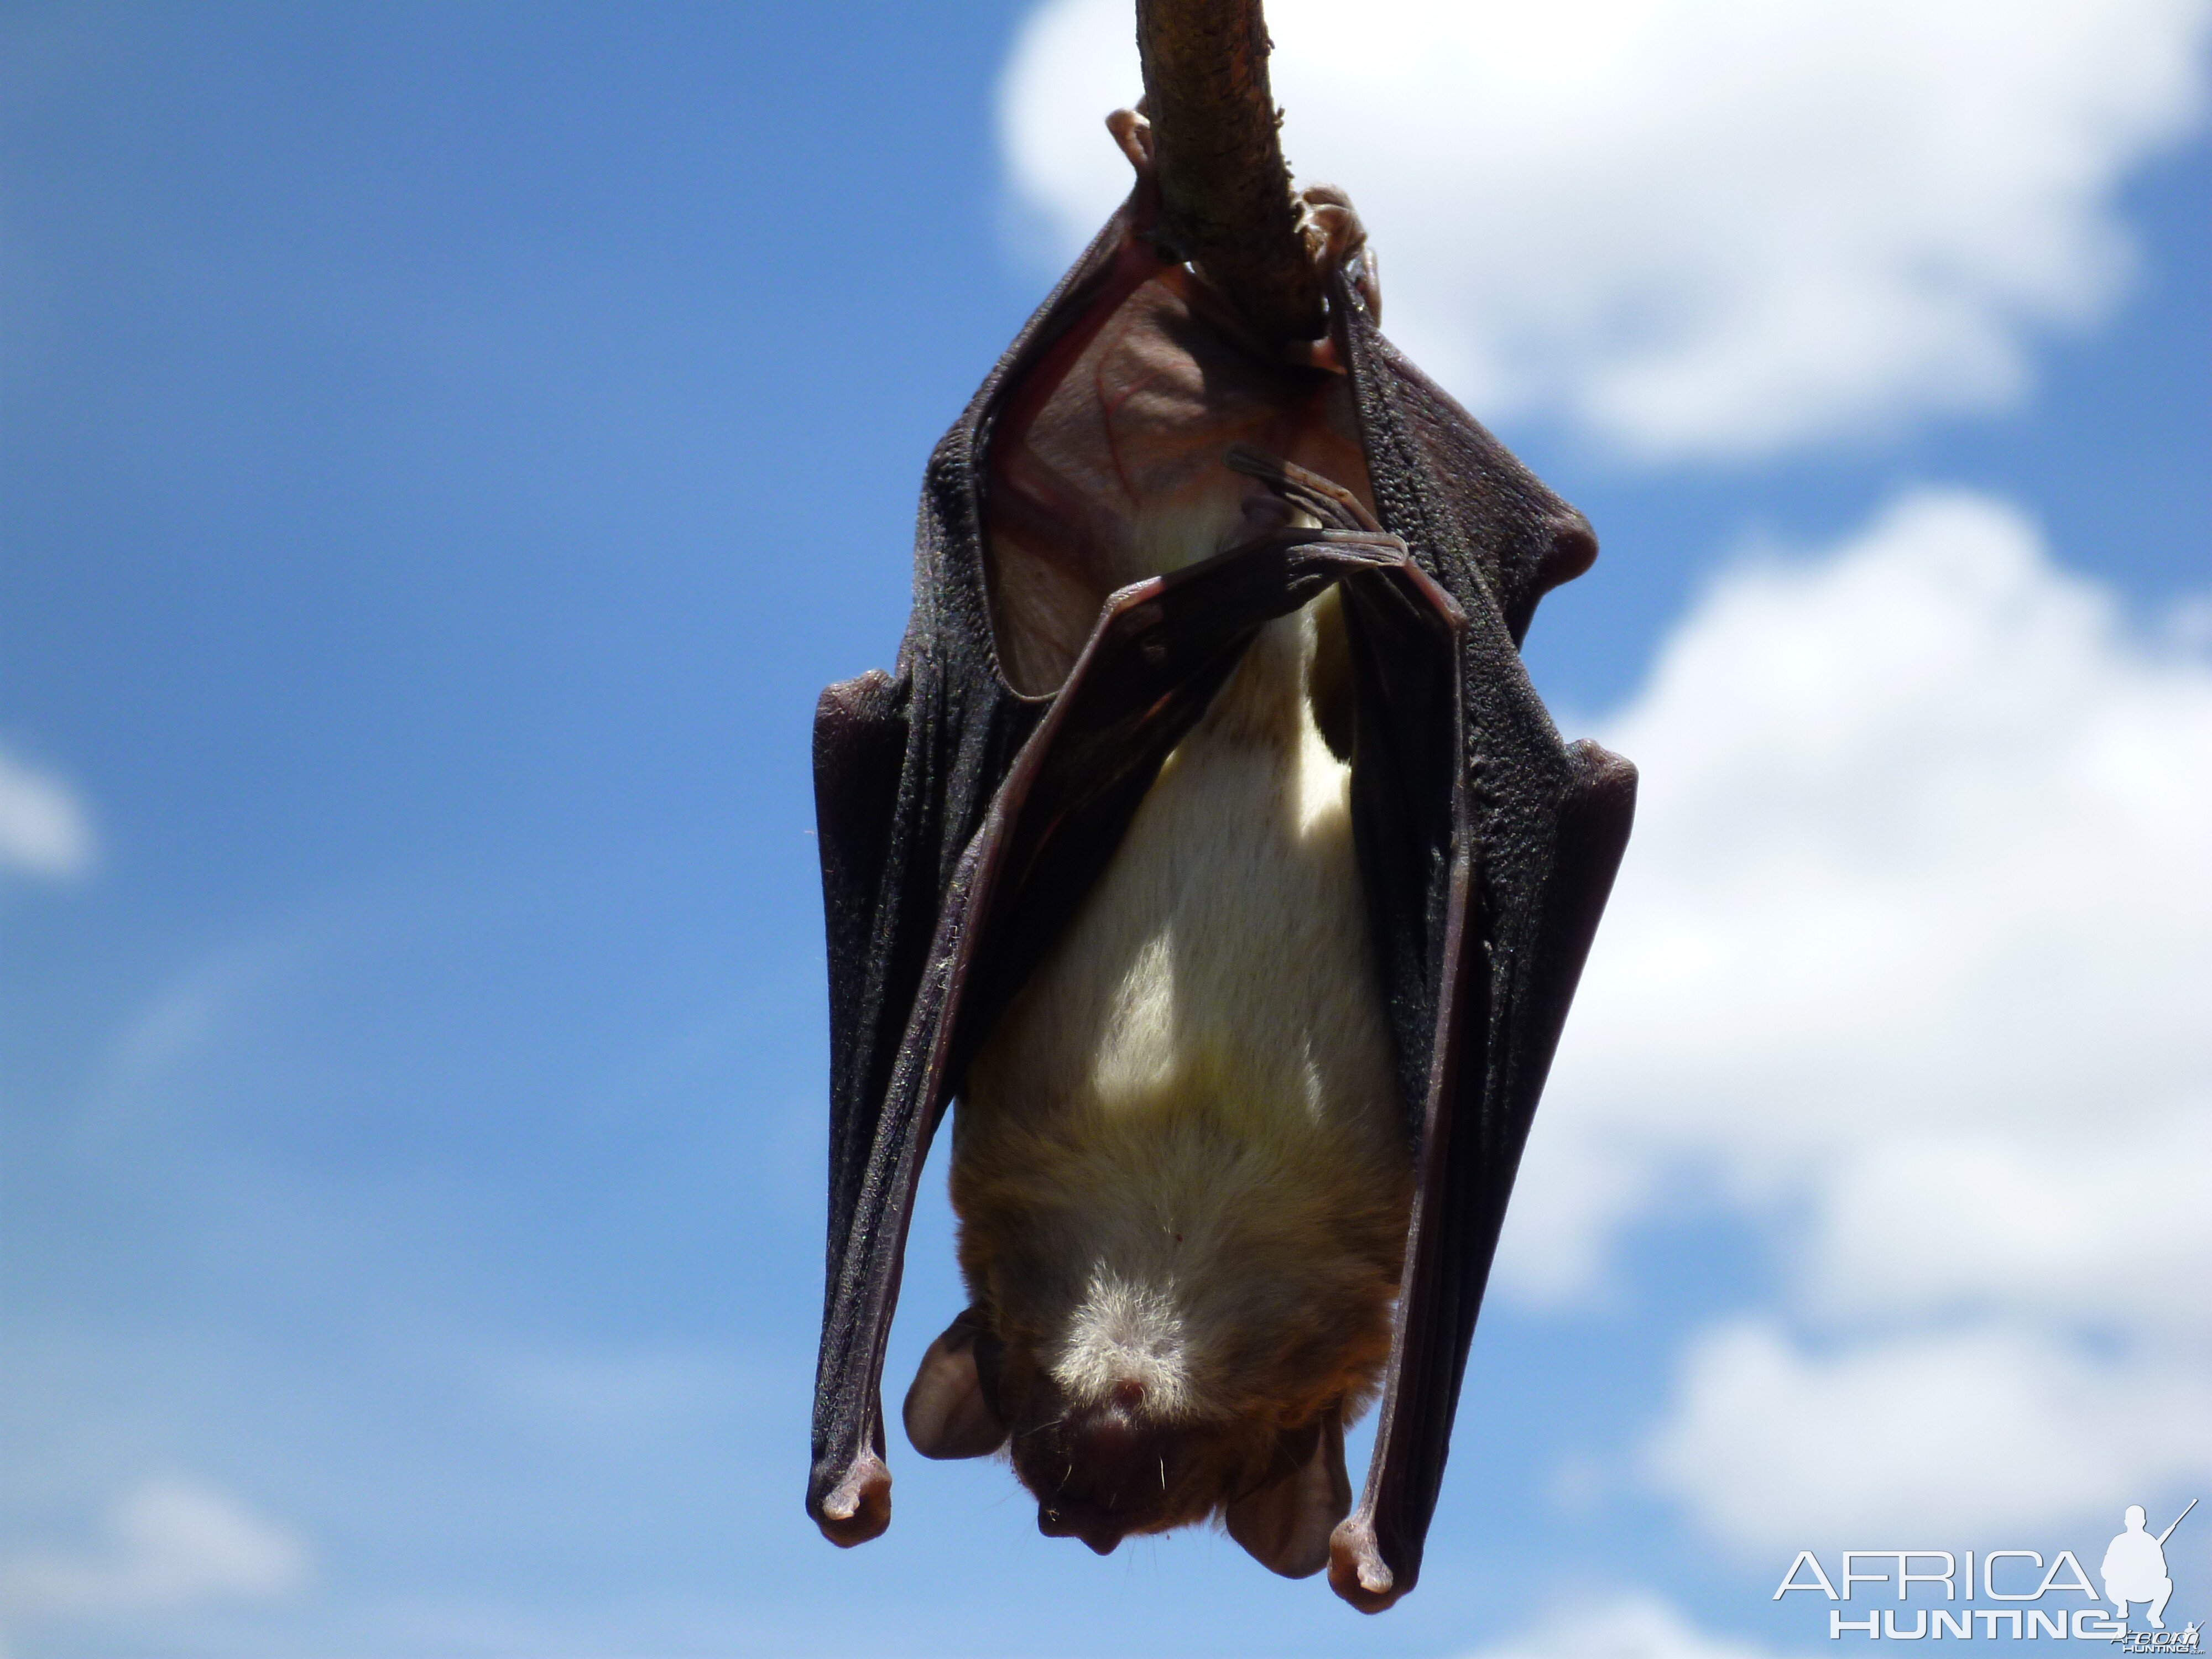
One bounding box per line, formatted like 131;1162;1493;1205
1327;1515;1406;1614
812;1451;893;1548
1106;107;1155;179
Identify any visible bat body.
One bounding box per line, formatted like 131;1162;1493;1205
939;589;1411;1569
808;121;1635;1610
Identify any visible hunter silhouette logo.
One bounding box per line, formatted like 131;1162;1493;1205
2106;1501;2195;1631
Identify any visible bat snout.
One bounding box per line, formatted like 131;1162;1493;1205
1036;1496;1131;1556
1013;1385;1193;1549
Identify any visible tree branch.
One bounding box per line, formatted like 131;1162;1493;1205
1136;0;1324;344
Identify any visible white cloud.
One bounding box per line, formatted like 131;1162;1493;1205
998;0;2212;460
1645;1322;2212;1548
1511;489;2212;1326
1804;1114;2212;1329
0;1479;309;1626
1478;487;2212;1543
1464;1595;1807;1659
0;741;95;878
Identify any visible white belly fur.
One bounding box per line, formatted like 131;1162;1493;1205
955;601;1410;1424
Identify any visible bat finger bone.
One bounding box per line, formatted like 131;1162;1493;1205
1221;445;1381;534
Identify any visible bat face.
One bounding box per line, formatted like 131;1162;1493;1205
904;195;1413;1576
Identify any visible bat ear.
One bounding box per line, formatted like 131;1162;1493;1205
1224;1407;1352;1579
902;1308;1011;1460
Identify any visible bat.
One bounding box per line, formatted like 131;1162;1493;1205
806;111;1635;1613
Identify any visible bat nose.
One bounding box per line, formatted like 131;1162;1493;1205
1037;1500;1125;1554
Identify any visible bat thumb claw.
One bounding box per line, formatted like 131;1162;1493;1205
811;1452;893;1548
1327;1516;1407;1614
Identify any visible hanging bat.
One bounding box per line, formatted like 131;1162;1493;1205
806;111;1635;1613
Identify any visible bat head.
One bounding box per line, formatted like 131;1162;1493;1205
903;1297;1364;1577
905;1125;1400;1578
1010;1371;1354;1578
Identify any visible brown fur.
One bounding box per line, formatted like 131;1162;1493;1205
946;602;1410;1554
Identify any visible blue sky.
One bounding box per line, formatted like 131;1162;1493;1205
2;4;2208;1655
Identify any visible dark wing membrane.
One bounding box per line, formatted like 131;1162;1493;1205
805;200;1144;1544
1327;272;1637;1611
1337;279;1599;647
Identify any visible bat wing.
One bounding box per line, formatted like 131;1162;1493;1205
806;200;1135;1545
1324;270;1637;1611
807;195;1635;1611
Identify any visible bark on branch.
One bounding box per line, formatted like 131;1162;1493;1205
1136;0;1325;343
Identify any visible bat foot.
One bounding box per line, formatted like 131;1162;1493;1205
811;1451;892;1548
1106;107;1154;179
1327;1516;1406;1614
